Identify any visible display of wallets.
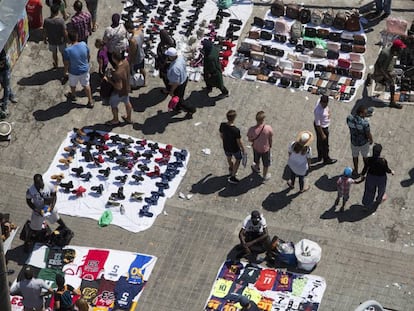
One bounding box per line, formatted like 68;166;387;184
350;87;356;95
328;32;342;42
330;74;338;81
329;81;338;90
345;78;352;85
307;77;314;85
339;84;347;92
320;80;329;88
321;72;331;80
305;63;315;71
338;76;347;84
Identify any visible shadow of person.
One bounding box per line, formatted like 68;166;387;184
6;245;31;265
33;101;86;121
190;174;228;195
226;244;244;262
18;68;64;86
337;203;378;222
314;174;340;192
218;173;263;197
320;204;339;220
140;110;177;134
130;87;168;112
351;80;389;115
262;188;300;212
185;89;218;109
400;168;414;187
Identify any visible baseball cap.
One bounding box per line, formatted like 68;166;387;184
344;167;353;177
251;210;261;220
238;295;250;307
165;47;177;57
392;38;407;49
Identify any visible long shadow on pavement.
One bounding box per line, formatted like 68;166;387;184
33;101;88;121
6;245;30;266
218;173;263;197
314;174;340;192
18;68;64;86
137;110;192;134
190;173;228;194
130;87;168;112
320;204;378;222
262;188;300;212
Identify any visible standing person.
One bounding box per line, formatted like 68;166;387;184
313;95;337;165
95;39;108;77
361;144;394;209
155;30;176;93
85;0;98;32
0;49;17;118
247;111;273;181
46;0;69;20
287;131;313;193
347;105;373;176
10;266;54;311
335;167;365;212
366;39;406;109
219;110;245;184
70;0;92;44
43;4;67;69
375;0;392;17
75;298;91;311
103;13;128;68
63;31;94;108
26;174;66;231
126;21;147;86
103;52;132;125
53;274;81;311
165;47;195;118
201;39;229;98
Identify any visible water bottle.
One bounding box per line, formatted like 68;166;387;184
120;204;125;215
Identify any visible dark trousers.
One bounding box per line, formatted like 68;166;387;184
362;174;387;207
290;169;305;190
173;78;195;113
314;123;330;161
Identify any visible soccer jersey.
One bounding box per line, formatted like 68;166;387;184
217;261;243;281
80;279;101;304
255;269;277;291
212;278;232;298
37;268;64;289
205;297;226;310
241;287;262;304
228;281;246;296
292;276;307;297
257;296;274;311
114;276;144;310
237;265;261;285
45;248;65;269
103;252;135;281
94;278;116;308
126;254;153;284
273;272;293;292
77;249;109;280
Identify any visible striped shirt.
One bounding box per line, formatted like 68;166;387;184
71;11;91;41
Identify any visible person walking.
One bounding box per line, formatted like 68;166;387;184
347;105;373;176
361;144;394;210
103;51;132;125
0;49;17;118
313;95;337;165
219;110;245;184
85;0;98;32
103;13;128;68
247;111;273;181
126;21;147;86
375;0;392;17
10;266;54;311
70;0;92;44
335;167;365;212
201;39;229;98
95;38;108;77
287;130;313;193
63;31;94;108
155;30;176;93
43;4;67;69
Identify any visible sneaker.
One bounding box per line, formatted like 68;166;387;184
228;176;240;184
251;165;260;173
263;173;271;181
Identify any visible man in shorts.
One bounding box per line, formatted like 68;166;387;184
347;105;373;176
103;51;132;125
63;31;94;108
126;21;147;87
219;110;245;184
43;4;67;70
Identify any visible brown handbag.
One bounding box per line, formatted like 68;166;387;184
352;45;366;53
257;74;269;81
286;3;300;20
345;11;361;32
248;31;260;39
317;28;330;39
350;69;363;79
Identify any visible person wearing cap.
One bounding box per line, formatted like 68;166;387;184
287;130;313;192
238;295;260;311
10;267;53;311
313;95;337;165
103;13;128;68
239;210;271;262
335;167;365;212
125;21;147;87
366;38;407;109
347;105;373;176
70;0;92;44
361;143;394;210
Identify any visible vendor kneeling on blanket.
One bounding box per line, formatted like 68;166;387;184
366;38;407;110
238;210;271;262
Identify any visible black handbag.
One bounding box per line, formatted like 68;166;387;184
304;27;317;38
340;43;353;53
305;63;315;71
315;64;327;72
328;32;342;42
252;16;264;28
273;34;287;43
263;20;275;30
327;50;339;59
280;77;290;87
303;40;316;49
260;31;273;40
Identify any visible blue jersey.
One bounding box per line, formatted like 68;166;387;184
126;254;153;285
114;276;144;309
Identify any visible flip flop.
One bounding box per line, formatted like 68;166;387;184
300;185;310;193
105;120;120;126
122;116;132;124
86;102;94;109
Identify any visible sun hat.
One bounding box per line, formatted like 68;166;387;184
344;167;353;177
295;130;314;146
165;47;178;57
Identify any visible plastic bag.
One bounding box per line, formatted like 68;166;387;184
130;73;145;88
295;239;322;271
98;210;113;227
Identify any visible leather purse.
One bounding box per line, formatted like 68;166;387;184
293;61;304;69
316;64;327;72
327;42;340;52
350;62;364;71
252;17;265;28
264;54;279;66
327;50;339;59
248;67;261;75
313;47;327;58
280;77;291;87
268;76;277;83
328;32;342;42
349;52;361;62
263;20;275;31
317;28;330;39
248;31;260;39
353;34;366;45
260;31;273;40
337;58;351;68
273;34;287;43
340;43;353;53
295;44;304;52
304;27;317;38
250;51;264;61
352;45;366;53
286;3;300;20
269;47;284;57
257;74;269;81
250;43;262;52
305;63;315;71
303;40;316;49
350;69;363;79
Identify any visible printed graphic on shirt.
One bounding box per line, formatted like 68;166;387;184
257;296;274;311
221;301;239;311
77;249;110;280
237;265;262;285
80;279;101;304
93;278;116;308
217;261;243;281
228;281;246;296
45;248;65;269
103;252;135;282
126;254;154;284
241;287;262;304
255;269;277;291
38;268;64;289
205;297;226;311
273;272;293;292
212;278;233;298
114;276;145;310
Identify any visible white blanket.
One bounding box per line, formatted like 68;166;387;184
43;130;189;233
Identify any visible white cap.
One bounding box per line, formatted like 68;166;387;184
165;47;177;57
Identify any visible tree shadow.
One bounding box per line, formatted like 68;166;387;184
320;203;378;222
262;188;300;212
130;87;169;112
218;173;263;197
18;68;64;86
33;101;87;121
400;168;414;187
314;174;340;192
190;173;228;195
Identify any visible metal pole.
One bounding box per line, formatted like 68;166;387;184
0;238;12;311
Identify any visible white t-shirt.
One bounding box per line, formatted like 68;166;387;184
288;142;312;176
26;182;56;210
314;100;330;128
242;215;267;233
10;278;49;309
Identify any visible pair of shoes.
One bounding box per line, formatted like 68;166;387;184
228;176;240;184
122;116;132;124
86;102;94;109
323;158;337;165
51;173;65;182
389;101;403;109
251;165;260;173
287;180;294;188
300;185;310;193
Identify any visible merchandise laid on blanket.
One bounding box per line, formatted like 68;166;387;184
10;244;157;311
370;17;414;103
231;3;368;102
121;0;253;80
205;239;324;311
43;128;190;233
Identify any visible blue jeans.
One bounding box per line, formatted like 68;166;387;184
0;69;14;108
375;0;391;14
362;174;387;207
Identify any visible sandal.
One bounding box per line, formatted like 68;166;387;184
287;180;294;188
122;116;132;124
300;185;310;193
86;102;94;109
105;120;120;126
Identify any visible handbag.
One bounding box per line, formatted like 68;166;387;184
338;58;351;68
317;28;330;39
263;20;275;30
352;45;366;53
248;31;260;39
340;43;353;53
271;0;285;17
286;3;300;20
100;78;114;99
328;32;342;42
353;34;366;45
311;9;323;26
313;47;327;58
253;16;265;28
345;11;361;32
299;8;311;24
260;30;273;40
273;34;287;43
304;27;317;38
327;50;339;59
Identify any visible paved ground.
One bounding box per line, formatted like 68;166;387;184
2;0;414;310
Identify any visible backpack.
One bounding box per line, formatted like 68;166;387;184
286;3;300;20
323;9;334;26
333;11;348;30
48;225;74;247
299;8;311;24
57;286;73;308
290;20;302;40
311;10;323;26
345;10;361;32
271;0;285;17
275;19;289;34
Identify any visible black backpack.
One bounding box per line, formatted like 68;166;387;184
48;225;74;247
271;0;285;17
299;8;311;24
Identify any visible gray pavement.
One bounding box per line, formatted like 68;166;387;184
2;0;414;310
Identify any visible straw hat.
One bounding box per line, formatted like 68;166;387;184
295;130;314;146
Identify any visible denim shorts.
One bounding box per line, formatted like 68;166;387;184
225;150;243;160
109;93;129;108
